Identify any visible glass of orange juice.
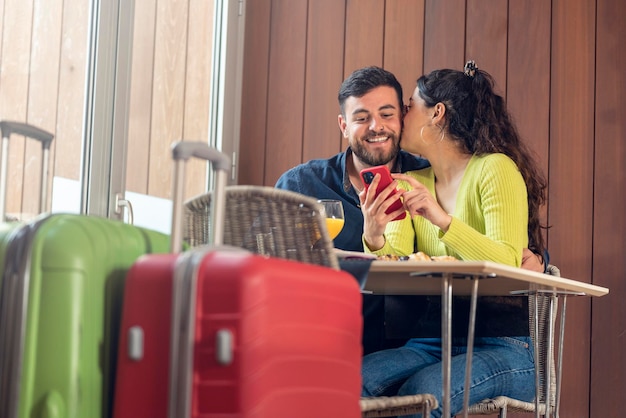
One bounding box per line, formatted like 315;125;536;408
317;199;345;241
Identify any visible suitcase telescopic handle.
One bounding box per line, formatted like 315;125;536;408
0;121;55;148
170;141;231;253
0;121;55;221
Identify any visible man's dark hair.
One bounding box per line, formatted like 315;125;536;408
338;66;403;116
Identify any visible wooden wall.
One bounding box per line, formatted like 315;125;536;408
239;0;626;416
0;0;88;215
592;0;626;415
126;0;214;201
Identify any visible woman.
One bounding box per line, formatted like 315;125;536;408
359;61;548;417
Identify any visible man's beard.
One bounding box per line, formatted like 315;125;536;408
351;133;401;167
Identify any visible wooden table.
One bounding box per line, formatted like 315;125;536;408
362;261;609;418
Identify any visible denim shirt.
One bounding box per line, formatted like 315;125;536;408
275;148;430;252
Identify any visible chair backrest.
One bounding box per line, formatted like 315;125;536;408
529;264;560;407
183;185;339;269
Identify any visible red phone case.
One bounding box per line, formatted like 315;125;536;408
359;166;406;221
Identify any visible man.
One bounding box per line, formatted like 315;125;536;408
276;66;427;251
276;66;543;354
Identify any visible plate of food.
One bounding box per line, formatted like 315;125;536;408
376;252;458;262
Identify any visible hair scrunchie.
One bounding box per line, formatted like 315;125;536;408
464;60;478;78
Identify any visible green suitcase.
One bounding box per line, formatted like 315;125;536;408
0;213;170;418
0;121;169;417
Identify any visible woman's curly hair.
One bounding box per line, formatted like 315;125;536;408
417;61;548;261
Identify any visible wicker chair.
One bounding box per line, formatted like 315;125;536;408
360;394;438;417
466;264;562;417
183;185;339;269
184;185;438;417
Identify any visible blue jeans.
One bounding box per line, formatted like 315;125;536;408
361;337;536;418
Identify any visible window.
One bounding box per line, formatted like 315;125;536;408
0;0;244;235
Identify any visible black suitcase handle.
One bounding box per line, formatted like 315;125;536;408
0;121;54;148
0;121;55;221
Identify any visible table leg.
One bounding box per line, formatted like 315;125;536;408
545;294;557;418
533;293;541;418
461;278;480;418
442;274;453;418
555;295;567;418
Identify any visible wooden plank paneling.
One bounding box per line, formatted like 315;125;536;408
507;1;551;175
182;0;213;199
23;0;63;213
384;0;425;105
0;0;5;55
148;0;188;198
302;0;346;162
54;0;88;183
126;0;214;198
264;0;308;186
423;0;465;73
127;0;157;195
0;0;34;214
550;0;596;415
466;0;507;96
344;0;385;75
238;0;271;186
592;0;626;415
507;0;551;253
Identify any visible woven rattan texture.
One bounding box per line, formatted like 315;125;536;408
466;264;561;416
184;186;339;269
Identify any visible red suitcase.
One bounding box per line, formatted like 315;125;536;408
112;142;363;418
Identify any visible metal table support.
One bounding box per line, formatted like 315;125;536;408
365;261;609;418
423;272;484;418
427;275;579;418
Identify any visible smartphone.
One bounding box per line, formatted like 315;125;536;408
359;165;406;221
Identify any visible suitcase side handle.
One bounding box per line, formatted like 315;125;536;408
0;121;55;221
170;141;231;252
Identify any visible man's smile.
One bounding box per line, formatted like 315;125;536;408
365;135;390;143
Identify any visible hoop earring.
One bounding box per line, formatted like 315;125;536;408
420;125;445;145
435;125;445;144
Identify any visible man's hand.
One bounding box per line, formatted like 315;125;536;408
521;248;544;272
359;174;404;251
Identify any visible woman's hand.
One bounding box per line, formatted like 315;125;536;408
392;173;452;231
359;173;406;250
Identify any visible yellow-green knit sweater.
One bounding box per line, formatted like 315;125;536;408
365;153;528;267
365;153;531;337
